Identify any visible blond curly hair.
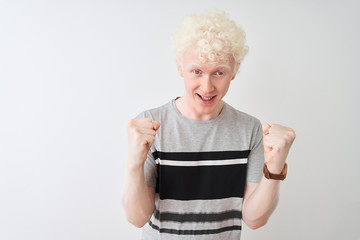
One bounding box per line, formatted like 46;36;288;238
171;9;249;72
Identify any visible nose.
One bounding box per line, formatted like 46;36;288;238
200;75;215;93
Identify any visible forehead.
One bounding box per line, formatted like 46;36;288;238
181;49;234;69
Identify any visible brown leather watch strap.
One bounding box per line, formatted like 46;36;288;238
263;163;287;181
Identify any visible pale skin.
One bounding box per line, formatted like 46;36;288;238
122;49;296;229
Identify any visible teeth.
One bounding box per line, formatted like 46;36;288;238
200;95;213;101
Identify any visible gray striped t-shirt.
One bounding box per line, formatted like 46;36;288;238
137;99;264;239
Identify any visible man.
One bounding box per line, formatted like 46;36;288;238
122;9;296;239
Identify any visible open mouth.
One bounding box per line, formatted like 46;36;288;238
197;94;216;102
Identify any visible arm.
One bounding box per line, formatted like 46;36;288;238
242;124;296;229
121;118;160;228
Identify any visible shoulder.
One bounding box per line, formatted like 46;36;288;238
135;100;174;120
223;102;262;128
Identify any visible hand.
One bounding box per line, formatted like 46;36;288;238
262;123;296;173
126;118;160;168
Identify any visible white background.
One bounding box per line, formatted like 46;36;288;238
1;0;359;239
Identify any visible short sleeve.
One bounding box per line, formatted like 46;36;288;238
135;111;158;188
144;151;157;187
246;120;265;183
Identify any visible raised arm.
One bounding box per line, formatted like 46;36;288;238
122;118;160;228
242;124;296;229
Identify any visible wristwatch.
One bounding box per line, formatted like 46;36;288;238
263;163;287;181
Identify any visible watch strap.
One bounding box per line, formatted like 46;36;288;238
263;163;287;181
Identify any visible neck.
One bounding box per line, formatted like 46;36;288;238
175;96;224;121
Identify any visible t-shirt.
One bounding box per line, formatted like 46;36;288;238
137;99;264;239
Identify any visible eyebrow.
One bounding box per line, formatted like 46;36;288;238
185;63;231;70
185;63;201;69
216;64;231;70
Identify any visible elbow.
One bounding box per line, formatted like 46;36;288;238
123;208;151;228
126;216;148;228
247;221;267;230
243;217;268;230
121;196;151;228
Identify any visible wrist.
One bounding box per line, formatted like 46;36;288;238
263;162;287;181
265;161;286;174
127;158;145;171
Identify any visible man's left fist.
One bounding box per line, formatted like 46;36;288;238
262;123;296;173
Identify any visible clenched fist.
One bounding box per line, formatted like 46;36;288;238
262;123;296;173
126;118;160;168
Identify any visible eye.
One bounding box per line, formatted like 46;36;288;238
193;69;201;75
215;71;224;76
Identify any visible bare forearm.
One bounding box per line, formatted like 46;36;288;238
122;162;154;228
123;118;160;227
242;178;280;229
243;123;295;229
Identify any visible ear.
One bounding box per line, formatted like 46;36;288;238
231;63;240;80
231;73;237;80
176;58;184;77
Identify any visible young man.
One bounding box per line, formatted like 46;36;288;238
122;10;296;239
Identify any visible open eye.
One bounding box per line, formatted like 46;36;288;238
215;71;224;76
193;69;201;75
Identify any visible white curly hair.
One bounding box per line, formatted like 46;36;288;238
171;9;249;73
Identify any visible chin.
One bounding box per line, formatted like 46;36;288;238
196;105;218;115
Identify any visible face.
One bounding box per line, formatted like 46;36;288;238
177;49;238;121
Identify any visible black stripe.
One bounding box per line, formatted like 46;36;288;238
148;221;241;235
154;209;242;222
156;164;247;200
152;150;250;161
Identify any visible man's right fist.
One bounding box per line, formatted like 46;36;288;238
126;118;160;167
